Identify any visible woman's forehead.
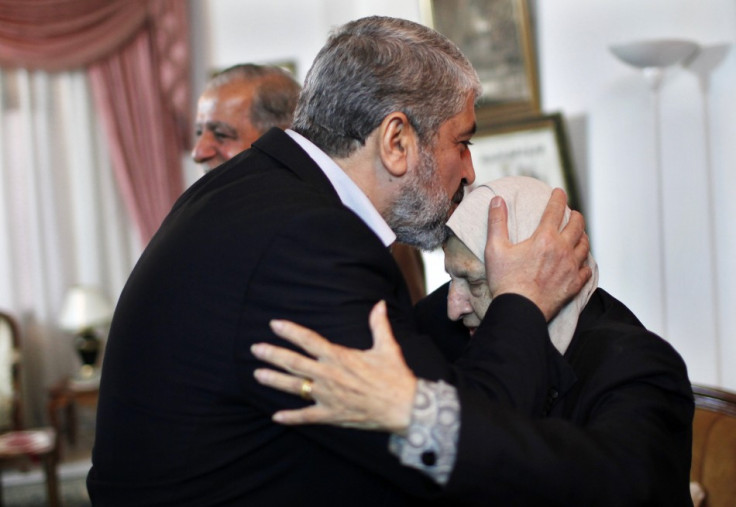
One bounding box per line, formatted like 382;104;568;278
444;236;484;276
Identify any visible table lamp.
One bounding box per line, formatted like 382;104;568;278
58;285;113;381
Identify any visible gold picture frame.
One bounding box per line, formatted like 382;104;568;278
421;0;540;125
469;113;581;211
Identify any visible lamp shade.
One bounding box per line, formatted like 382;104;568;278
58;285;113;333
610;39;699;69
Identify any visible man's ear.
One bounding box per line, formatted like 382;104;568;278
377;112;416;178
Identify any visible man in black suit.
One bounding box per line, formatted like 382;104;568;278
87;17;590;506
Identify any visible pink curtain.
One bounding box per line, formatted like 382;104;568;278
0;0;190;244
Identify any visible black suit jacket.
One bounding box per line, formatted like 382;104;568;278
419;285;693;506
88;129;555;506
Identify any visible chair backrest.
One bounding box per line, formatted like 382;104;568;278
691;384;736;507
0;311;22;432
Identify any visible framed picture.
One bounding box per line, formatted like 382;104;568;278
469;113;581;211
421;0;540;124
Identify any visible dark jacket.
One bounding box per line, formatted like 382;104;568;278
418;284;694;506
88;129;555;506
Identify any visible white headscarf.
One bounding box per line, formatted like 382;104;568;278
446;176;599;355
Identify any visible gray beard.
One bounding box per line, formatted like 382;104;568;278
385;149;453;251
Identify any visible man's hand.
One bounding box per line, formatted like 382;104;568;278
485;188;591;321
251;301;418;435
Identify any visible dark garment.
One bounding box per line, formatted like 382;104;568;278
420;284;694;506
88;128;554;506
391;242;426;304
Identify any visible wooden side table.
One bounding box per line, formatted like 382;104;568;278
46;378;99;455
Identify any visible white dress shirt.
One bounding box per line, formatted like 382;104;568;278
285;129;396;247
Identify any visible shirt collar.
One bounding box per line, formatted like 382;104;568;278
286;129;396;247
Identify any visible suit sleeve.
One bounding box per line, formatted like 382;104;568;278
416;282;559;415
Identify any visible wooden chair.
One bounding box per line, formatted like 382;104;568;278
0;311;60;507
691;384;736;507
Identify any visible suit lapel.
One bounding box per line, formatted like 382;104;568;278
252;128;342;206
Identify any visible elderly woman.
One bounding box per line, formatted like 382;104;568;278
252;176;693;506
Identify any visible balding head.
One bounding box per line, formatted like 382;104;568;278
192;64;301;172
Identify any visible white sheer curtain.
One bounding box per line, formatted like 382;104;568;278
0;67;141;424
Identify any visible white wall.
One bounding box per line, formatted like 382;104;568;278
196;0;736;390
200;0;421;81
537;0;736;390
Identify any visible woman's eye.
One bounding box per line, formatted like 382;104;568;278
468;281;484;293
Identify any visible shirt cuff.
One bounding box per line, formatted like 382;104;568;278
388;379;460;485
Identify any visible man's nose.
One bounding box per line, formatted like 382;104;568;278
463;150;476;186
447;282;472;321
192;133;216;163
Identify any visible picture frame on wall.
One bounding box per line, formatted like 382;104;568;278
420;0;540;124
469;112;581;211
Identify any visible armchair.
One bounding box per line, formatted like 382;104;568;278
691;384;736;507
0;311;60;507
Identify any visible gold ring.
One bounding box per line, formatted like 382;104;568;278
300;379;314;401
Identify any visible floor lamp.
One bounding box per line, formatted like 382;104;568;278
609;39;699;338
686;44;730;383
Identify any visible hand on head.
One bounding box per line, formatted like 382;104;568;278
484;188;591;321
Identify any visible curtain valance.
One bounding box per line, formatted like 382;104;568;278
0;0;191;246
0;0;150;71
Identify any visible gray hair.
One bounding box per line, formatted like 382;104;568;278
291;16;482;158
207;64;302;132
